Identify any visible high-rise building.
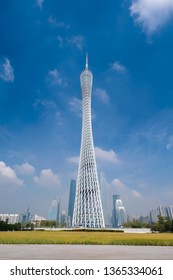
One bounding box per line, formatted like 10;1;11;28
167;206;173;220
73;55;105;228
150;208;158;223
0;213;20;224
20;206;31;223
48;199;60;222
157;205;169;217
112;194;126;227
150;205;173;222
68;179;76;226
99;172;111;227
60;210;67;226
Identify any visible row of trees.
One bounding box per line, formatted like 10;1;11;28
0;220;35;231
150;216;173;233
39;220;66;228
0;220;22;231
1;216;173;232
123;216;173;232
0;219;66;231
123;219;150;229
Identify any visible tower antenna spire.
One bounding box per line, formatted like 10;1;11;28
85;52;88;69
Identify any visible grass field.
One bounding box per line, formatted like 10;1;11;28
0;231;173;245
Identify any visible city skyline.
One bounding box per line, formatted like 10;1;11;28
1;201;173;227
0;1;173;217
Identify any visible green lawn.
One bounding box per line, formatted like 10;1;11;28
0;231;173;245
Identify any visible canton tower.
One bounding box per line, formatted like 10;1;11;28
72;55;105;228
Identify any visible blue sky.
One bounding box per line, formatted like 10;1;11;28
0;0;173;217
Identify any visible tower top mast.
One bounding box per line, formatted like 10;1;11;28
85;53;88;70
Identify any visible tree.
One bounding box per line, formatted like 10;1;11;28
151;216;173;233
40;220;57;228
0;221;22;231
123;219;150;228
157;216;166;232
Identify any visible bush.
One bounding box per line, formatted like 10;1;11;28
0;221;22;231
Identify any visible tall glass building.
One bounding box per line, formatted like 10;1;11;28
112;194;126;227
48;199;60;222
68;179;76;226
72;55;105;228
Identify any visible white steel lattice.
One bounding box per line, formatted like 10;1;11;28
72;55;105;228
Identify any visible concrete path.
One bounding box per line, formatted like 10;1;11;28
0;245;172;259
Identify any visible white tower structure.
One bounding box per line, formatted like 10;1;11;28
72;55;105;228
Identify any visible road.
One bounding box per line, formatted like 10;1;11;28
0;244;172;259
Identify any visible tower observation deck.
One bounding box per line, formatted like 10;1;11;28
72;55;105;228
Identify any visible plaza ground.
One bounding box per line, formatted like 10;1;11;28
0;244;172;260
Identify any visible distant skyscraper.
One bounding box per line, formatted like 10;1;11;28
150;208;158;223
150;205;173;223
68;179;76;226
167;206;173;220
73;55;105;228
60;210;67;226
112;194;126;227
157;205;169;218
48;199;60;222
99;172;110;227
20;205;31;223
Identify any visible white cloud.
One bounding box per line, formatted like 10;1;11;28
34;98;57;110
131;189;142;198
14;162;35;176
0;58;14;82
33;169;61;188
101;176;154;216
57;36;64;47
68;35;84;50
111;61;127;73
48;17;63;27
36;0;44;9
69;97;82;117
0;161;23;188
33;99;64;124
111;179;142;199
95;147;119;163
47;69;67;87
67;147;119;165
166;135;173;150
66;156;79;164
0;126;15;142
48;17;70;29
55;111;64;126
130;0;173;34
48;69;63;85
95;88;109;104
111;178;142;200
111;178;124;188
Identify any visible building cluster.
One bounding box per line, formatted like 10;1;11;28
47;198;68;226
1;184;173;228
48;179;173;228
150;205;173;223
0;213;20;224
47;179;126;228
47;179;76;227
0;207;45;225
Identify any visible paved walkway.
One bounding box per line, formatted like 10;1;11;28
0;245;172;259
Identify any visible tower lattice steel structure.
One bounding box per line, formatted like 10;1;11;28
72;55;105;228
